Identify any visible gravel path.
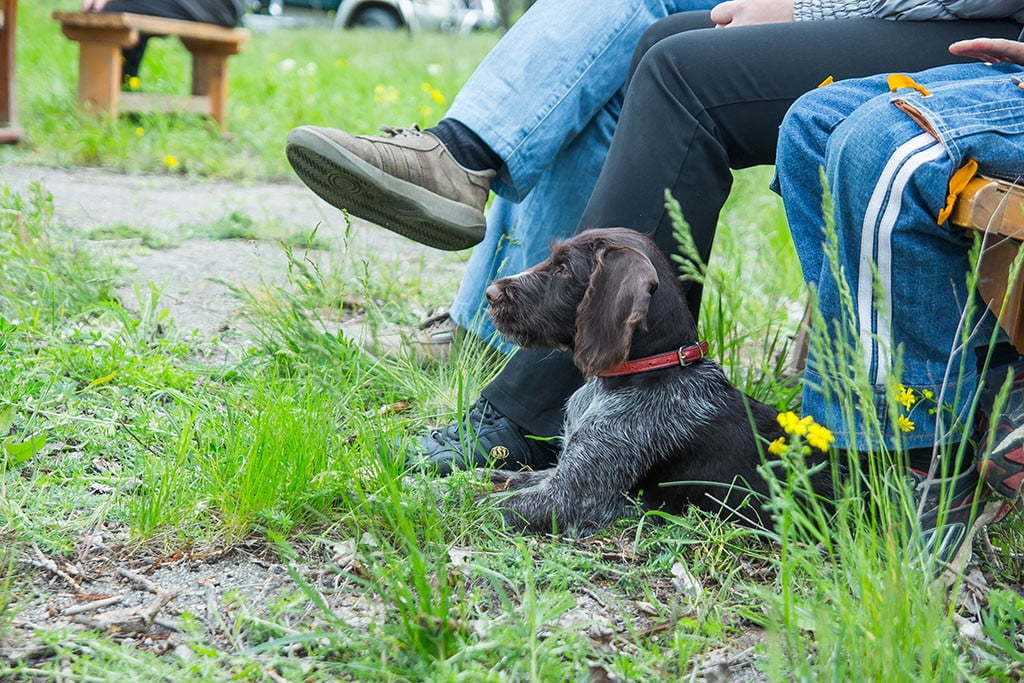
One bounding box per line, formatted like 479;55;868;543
3;164;466;339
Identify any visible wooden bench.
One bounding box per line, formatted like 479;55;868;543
0;0;21;143
52;11;249;130
951;175;1024;353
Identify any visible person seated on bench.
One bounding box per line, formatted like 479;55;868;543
773;35;1024;558
371;3;1022;473
286;0;1024;365
81;0;244;81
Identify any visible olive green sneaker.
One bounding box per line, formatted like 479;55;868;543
286;124;494;251
409;309;461;363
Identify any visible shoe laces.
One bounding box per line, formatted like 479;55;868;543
419;309;455;333
379;123;423;138
428;398;499;445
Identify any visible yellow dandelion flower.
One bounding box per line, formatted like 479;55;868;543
767;437;788;455
897;414;915;432
922;389;934;400
373;84;399;105
127;76;141;91
135;127;144;137
896;385;916;410
163;155;179;169
777;411;813;436
421;82;432;92
806;423;835;451
430;88;445;104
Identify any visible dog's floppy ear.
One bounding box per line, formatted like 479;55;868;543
574;246;659;377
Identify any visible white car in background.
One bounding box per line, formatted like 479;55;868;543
253;0;501;33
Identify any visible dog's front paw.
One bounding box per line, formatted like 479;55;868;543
485;468;540;492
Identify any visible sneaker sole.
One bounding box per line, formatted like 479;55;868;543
286;127;485;251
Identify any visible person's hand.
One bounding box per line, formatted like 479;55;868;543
82;0;112;11
710;0;794;28
949;38;1024;66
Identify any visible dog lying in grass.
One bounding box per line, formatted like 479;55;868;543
482;228;832;536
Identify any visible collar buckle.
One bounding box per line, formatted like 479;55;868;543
678;341;707;367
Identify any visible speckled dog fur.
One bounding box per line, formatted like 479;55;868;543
483;228;831;536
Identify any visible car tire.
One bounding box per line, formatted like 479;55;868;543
350;6;402;29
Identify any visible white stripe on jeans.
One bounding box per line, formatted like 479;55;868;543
856;132;945;386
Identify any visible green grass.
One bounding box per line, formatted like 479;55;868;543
2;5;1024;681
6;0;498;179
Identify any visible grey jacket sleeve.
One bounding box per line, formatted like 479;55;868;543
793;0;1024;24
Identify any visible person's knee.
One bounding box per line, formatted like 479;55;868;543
628;32;698;98
825;95;917;182
627;11;712;85
777;94;820;169
775;86;849;180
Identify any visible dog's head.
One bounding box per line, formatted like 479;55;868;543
487;228;682;377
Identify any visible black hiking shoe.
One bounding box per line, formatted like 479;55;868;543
907;467;982;566
977;358;1024;506
406;398;559;476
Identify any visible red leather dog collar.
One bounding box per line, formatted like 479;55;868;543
597;340;709;378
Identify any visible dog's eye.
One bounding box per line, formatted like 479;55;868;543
553;263;569;277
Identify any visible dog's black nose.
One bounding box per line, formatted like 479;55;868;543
485;284;504;305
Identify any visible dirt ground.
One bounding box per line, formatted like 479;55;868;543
2;164;465;341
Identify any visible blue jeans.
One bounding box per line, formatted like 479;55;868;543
775;61;1024;451
445;0;717;351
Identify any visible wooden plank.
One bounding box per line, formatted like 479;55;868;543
0;0;18;144
951;176;1024;240
976;237;1024;354
187;52;227;126
78;41;122;116
62;24;138;47
53;11;248;47
120;92;212;115
953;176;1024;353
0;125;22;143
180;36;243;56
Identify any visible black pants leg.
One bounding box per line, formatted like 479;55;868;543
482;12;1023;439
102;0;243;78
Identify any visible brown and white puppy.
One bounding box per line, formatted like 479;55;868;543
483;227;831;536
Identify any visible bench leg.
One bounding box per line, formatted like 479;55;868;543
78;41;122;117
188;51;228;129
978;238;1024;354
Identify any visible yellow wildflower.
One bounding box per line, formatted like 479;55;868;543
88;370;117;387
767;437;788;455
163;155;179;170
922;389;934;400
127;76;141;91
897;414;915;433
373;84;399;105
421;82;432;92
895;385;916;410
806;423;835;451
419;105;433;118
430;88;445;104
135;126;144;137
777;411;813;436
